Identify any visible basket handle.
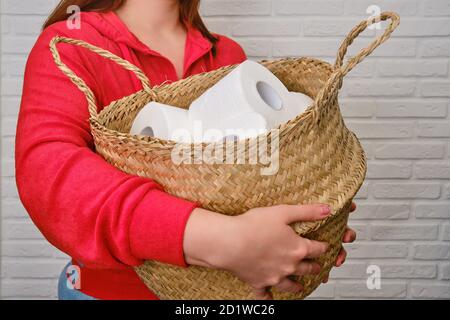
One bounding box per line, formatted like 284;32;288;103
313;12;400;123
335;11;400;77
49;36;156;118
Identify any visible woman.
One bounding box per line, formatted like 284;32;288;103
16;0;357;300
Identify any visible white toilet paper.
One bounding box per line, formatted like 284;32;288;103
189;60;305;132
195;112;269;142
129;63;315;144
130;102;191;142
287;91;314;117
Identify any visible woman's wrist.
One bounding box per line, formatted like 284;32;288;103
183;208;238;269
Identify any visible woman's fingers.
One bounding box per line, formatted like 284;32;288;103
281;204;331;224
252;287;273;300
335;248;347;267
274;278;303;294
343;227;357;243
245;203;355;300
301;239;329;259
294;261;321;276
335;227;353;268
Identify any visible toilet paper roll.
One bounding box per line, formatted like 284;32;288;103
189;60;304;131
130;102;191;142
287;91;314;117
197;112;269;142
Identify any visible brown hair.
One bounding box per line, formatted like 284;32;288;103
43;0;218;50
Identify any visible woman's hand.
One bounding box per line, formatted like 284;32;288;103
183;204;331;299
321;202;357;284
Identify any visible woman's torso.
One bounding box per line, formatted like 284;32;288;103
39;10;246;300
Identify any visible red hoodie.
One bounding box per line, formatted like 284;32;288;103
15;11;246;300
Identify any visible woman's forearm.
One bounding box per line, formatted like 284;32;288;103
183;208;237;269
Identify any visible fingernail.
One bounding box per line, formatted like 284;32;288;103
320;205;331;216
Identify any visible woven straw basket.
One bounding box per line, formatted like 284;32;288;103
50;12;399;300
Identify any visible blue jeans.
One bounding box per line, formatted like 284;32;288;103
58;262;96;300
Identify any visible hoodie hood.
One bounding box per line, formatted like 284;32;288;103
78;11;213;57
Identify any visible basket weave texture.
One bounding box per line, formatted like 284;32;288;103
49;12;400;300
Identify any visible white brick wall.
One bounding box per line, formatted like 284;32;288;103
1;0;449;299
